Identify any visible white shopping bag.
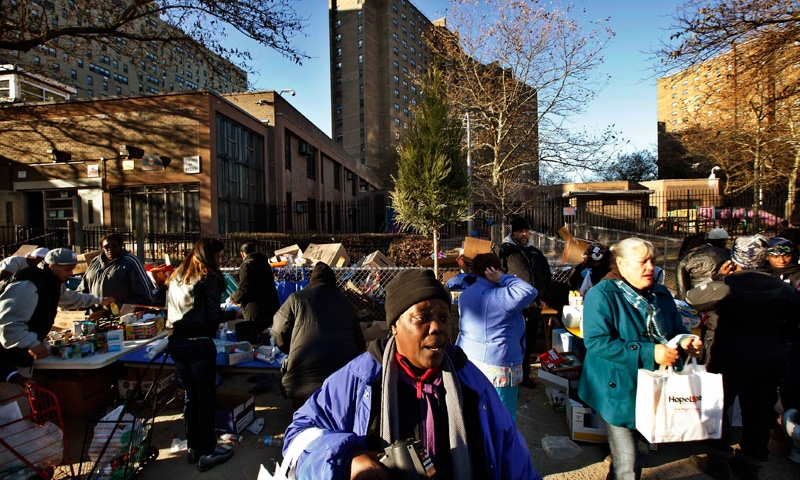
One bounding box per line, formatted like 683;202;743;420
257;428;324;480
635;357;724;443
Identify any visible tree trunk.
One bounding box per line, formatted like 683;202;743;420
787;149;800;224
433;229;439;280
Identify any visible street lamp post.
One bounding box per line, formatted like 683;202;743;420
465;112;473;237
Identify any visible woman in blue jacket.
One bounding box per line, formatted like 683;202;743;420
578;237;703;480
456;253;536;421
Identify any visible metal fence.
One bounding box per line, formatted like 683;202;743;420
220;263;575;326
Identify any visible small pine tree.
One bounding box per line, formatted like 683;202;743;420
391;66;470;276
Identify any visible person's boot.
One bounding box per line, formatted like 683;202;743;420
690;448;733;480
730;451;764;480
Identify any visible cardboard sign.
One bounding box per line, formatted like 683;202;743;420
462;237;492;260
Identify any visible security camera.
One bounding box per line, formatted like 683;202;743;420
291;91;296;96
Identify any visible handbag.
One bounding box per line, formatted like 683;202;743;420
635;356;724;443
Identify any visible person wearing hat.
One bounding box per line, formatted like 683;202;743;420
0;248;115;373
272;262;364;412
493;217;551;388
282;269;540;480
0;247;50;280
230;242;280;344
675;228;730;300
686;235;800;480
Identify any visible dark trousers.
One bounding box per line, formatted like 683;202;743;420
707;335;785;462
522;307;541;380
169;337;217;456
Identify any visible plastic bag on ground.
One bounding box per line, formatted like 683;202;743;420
541;435;583;459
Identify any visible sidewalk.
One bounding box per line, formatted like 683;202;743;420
66;368;800;479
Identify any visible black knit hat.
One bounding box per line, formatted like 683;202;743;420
510;217;531;233
384;269;451;327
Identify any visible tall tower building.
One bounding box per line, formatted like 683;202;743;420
329;0;440;187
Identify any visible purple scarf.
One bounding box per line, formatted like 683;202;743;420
396;353;443;459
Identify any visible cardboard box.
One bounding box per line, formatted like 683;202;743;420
361;250;395;268
418;256;460;267
302;243;351;267
215;392;255;434
10;245;40;258
538;370;569;412
557;227;592;264
224;341;254;365
540;351;583;392
106;329;124;352
48;369;115;419
551;328;583;353
567;399;608;443
462;237;492;260
74;249;101;275
53;310;86;330
274;244;303;258
118;373;176;404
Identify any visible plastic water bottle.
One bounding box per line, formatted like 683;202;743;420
261;435;284;447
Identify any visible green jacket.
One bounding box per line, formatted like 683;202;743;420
578;279;689;428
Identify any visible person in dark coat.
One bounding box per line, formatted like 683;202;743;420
675;229;729;300
230;242;280;344
272;262;365;412
686;235;800;480
493;217;552;388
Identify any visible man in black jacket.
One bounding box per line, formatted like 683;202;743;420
493;217;552;388
231;243;280;344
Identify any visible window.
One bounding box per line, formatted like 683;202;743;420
77;59;83;68
393;33;398;41
335;76;342;85
87;75;93;85
334;163;341;190
358;24;363;33
336;134;343;143
394;89;399;98
394;118;401;126
336;105;343;114
335;62;342;70
402;53;407;61
393;61;399;70
87;89;93;97
392;19;398;27
123;64;128;73
336;48;342;56
358;54;363;63
285;132;292;170
33;56;40;65
306;150;316;180
335;19;341;28
335;34;342;42
116;86;121;95
102;81;108;91
393;75;399;84
393;47;398;55
394;103;400;112
358;39;363;48
403;108;409;116
70;69;77;79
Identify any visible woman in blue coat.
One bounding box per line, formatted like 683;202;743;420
578;237;703;480
456;253;536;421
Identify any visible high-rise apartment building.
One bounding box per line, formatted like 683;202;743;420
329;0;441;186
0;1;247;102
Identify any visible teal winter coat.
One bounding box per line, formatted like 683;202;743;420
578;279;689;428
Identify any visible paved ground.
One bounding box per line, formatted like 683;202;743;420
63;366;800;480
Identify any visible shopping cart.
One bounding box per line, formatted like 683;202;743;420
0;384;76;479
78;347;169;480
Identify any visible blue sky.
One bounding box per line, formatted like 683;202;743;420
240;0;683;154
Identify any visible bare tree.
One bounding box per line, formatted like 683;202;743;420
0;0;308;80
428;0;615;236
657;0;800;222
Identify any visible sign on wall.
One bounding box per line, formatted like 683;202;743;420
563;207;577;216
87;164;99;178
183;156;201;174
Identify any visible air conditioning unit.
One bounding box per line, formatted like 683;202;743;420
298;142;310;155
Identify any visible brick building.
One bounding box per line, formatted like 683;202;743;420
0;90;381;237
